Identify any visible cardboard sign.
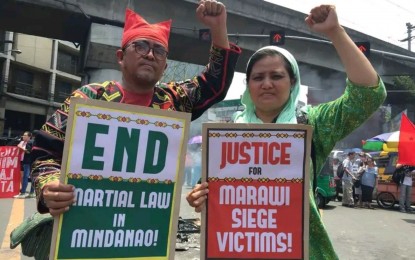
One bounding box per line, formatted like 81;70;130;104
0;146;21;198
50;98;190;260
201;123;311;260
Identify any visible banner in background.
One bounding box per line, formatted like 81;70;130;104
201;123;311;260
0;146;21;198
50;98;190;260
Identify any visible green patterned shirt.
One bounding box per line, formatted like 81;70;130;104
306;78;386;259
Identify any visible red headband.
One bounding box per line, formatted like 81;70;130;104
121;8;171;49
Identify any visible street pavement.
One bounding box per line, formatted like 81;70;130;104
1;188;414;260
322;200;415;260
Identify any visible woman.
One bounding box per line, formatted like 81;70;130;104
354;152;368;207
361;157;378;209
186;4;386;259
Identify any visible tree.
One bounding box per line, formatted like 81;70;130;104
392;76;415;97
391;76;415;118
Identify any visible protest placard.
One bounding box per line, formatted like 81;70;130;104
0;146;21;198
201;123;311;260
50;98;190;260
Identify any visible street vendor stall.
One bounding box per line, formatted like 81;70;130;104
362;131;415;209
362;131;399;153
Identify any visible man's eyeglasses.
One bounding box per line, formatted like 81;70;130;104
125;40;168;60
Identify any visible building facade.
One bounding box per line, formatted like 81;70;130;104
0;31;81;137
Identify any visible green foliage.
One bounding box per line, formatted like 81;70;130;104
392;76;415;96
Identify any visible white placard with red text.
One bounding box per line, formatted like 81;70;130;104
201;123;311;260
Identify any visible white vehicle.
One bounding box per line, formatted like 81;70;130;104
329;150;345;161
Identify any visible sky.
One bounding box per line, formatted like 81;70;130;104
266;0;415;49
224;0;415;100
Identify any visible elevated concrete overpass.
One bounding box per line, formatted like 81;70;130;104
1;0;415;100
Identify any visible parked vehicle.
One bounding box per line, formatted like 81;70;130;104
315;157;337;208
328;150;347;202
372;151;415;209
329;150;345;161
0;136;21;146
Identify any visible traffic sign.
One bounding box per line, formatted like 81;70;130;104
199;29;211;42
270;30;285;45
355;41;370;57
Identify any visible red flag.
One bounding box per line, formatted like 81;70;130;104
397;114;415;165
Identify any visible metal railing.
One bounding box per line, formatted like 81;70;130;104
4;82;74;103
54;91;71;103
7;83;48;100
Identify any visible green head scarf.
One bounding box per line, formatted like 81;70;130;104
233;46;303;124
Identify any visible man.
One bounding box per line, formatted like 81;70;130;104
342;151;356;207
395;163;415;213
14;131;35;199
31;0;241;216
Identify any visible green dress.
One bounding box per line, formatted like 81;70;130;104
235;74;386;259
305;79;386;259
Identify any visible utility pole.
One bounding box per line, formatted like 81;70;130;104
400;22;415;51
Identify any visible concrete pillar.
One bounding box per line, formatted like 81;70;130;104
0;96;6;136
85;69;122;84
29;114;35;132
79;23;123;85
0;32;14;136
1;59;11;94
83;23;121;72
46;106;56;120
407;104;415;122
49;40;58;102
